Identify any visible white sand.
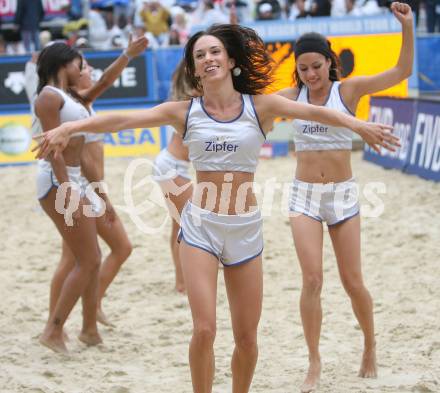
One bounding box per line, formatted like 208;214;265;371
1;151;439;393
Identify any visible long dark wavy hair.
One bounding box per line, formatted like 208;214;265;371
184;24;274;95
36;42;86;105
293;33;341;90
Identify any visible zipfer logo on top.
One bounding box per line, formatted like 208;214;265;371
302;124;329;134
205;137;239;152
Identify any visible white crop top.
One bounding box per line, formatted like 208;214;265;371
183;94;265;173
36;85;90;138
292;81;353;151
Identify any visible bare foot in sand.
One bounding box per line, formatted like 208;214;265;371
301;359;321;392
97;308;114;327
39;331;68;354
63;329;70;342
358;344;377;378
78;330;102;346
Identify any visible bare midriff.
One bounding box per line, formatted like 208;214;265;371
194;171;257;215
45;137;85;167
81;140;104;178
295;150;353;183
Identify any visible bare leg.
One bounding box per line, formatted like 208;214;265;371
95;213;132;326
39;190;101;353
159;176;193;293
328;215;377;378
290;215;324;392
79;241;102;345
49;241;75;317
180;241;218;393
224;256;263;393
49;240;75;341
171;220;185;293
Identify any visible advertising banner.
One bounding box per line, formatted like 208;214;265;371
0;109;164;166
405;100;440;181
84;51;156;105
363;97;440;182
0;56;34;111
0;51;156;112
0;112;34;165
363;97;416;170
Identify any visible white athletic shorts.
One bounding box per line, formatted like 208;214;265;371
36;160;104;215
36;159;82;200
289;178;359;226
178;201;264;267
152;149;191;181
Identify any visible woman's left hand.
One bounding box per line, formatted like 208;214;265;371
356;122;399;154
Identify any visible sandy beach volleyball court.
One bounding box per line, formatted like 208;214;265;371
1;151;439;392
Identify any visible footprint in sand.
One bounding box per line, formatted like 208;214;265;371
108;386;130;393
42;370;56;378
105;370;128;377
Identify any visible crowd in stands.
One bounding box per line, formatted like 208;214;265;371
0;0;438;55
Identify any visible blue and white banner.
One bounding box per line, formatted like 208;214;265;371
363;97;440;182
364;97;416;170
406;100;440;181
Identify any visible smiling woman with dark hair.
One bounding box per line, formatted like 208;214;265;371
278;3;414;391
34;24;395;392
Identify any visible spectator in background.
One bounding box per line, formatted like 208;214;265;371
90;0;114;9
169;6;190;45
331;0;347;16
89;6;110;49
39;30;52;48
256;0;282;20
345;0;363;15
113;0;134;26
140;0;172;46
225;0;252;23
288;0;311;19
257;2;275;19
426;0;440;32
0;35;6;55
14;0;45;53
168;26;181;45
191;0;229;26
62;0;84;20
354;0;383;15
310;0;331;16
109;14;131;48
133;24;159;48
